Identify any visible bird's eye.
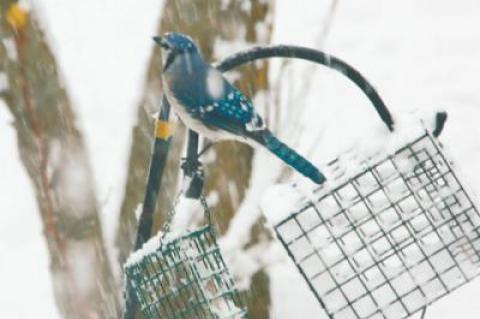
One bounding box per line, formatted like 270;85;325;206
153;36;172;50
160;42;171;50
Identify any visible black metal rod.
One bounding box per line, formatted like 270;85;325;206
433;111;448;137
134;96;172;250
185;130;200;174
124;96;173;319
215;45;394;132
183;130;204;199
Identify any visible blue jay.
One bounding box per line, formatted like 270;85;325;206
154;32;325;184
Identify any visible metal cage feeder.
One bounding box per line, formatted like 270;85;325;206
124;225;248;319
274;129;480;319
124;128;249;319
215;45;480;318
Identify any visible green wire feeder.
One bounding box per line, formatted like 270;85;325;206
124;213;249;319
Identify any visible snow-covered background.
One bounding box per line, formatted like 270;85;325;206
2;0;480;317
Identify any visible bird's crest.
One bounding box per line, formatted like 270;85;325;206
155;32;198;53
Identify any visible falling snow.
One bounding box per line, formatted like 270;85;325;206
2;0;480;318
206;68;225;99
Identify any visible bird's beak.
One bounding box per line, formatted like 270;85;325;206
153;36;169;49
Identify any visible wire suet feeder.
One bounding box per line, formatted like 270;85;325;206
273;129;480;319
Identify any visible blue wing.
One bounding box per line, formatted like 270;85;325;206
168;69;264;137
200;86;264;135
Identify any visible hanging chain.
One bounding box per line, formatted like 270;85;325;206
158;190;184;244
158;191;214;244
200;194;214;230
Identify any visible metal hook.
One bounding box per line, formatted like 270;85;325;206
182;130;205;199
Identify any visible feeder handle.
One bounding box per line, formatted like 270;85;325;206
215;45;394;132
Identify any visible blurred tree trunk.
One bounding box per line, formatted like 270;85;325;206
115;0;273;318
0;2;120;318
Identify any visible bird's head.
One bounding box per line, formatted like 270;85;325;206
153;32;200;71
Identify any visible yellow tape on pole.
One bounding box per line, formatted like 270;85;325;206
155;120;173;139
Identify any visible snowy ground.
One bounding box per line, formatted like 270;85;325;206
2;0;480;318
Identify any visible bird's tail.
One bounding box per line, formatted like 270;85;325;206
253;130;325;184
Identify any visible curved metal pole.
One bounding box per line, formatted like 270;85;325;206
133;45;395;257
215;45;394;132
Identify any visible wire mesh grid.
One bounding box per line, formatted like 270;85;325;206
125;226;249;319
274;131;480;319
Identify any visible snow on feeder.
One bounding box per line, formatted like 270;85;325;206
124;127;249;319
263;127;480;319
124;223;248;319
